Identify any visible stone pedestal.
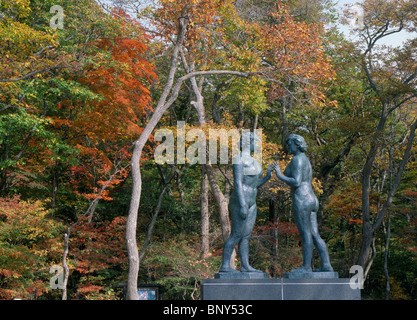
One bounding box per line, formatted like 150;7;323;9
201;278;360;300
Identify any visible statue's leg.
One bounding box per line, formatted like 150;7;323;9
239;204;262;273
311;211;333;272
291;207;313;273
220;198;241;272
219;234;240;272
219;209;241;272
239;237;263;272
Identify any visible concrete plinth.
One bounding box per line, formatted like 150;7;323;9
201;278;360;300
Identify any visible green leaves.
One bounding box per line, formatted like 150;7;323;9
223;76;269;115
0;110;50;165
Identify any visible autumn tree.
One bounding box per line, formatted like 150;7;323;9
1;0;156;300
259;2;336;149
0;196;64;299
342;0;417;275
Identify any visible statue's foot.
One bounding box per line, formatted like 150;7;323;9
241;266;263;273
314;265;334;272
219;266;239;273
289;266;312;273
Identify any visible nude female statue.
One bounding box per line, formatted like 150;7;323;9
273;134;333;273
219;132;273;273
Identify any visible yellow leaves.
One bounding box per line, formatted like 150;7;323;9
262;6;334;83
1;0;32;19
0;20;56;57
312;177;323;195
0;196;64;266
0;0;59;86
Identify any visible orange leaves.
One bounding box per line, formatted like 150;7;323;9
255;220;299;237
51;9;156;203
48;117;72;128
261;3;335;101
348;218;363;225
77;284;104;294
72;9;156;144
154;0;223;37
153;0;245;62
78;33;156;143
68;145;130;201
404;189;417;198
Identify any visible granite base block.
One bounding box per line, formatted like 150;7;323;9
202;279;282;300
202;278;360;300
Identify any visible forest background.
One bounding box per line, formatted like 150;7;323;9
0;0;416;300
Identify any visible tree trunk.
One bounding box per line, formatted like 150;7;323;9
357;112;386;269
125;11;189;300
356;221;374;269
52;169;58;211
357;118;417;270
205;164;235;268
61;229;70;300
269;199;279;275
383;210;391;300
205;168;230;235
200;166;210;259
354;9;417;279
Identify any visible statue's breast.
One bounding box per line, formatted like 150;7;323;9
241;156;262;176
283;162;292;177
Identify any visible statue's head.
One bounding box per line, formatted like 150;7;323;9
286;134;307;153
240;131;259;153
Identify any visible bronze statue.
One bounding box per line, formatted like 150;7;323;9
273;134;333;274
219;132;273;273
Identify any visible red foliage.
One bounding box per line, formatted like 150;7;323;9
70;216;127;275
58;9;157;201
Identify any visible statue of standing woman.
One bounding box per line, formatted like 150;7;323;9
273;134;334;274
219;132;273;274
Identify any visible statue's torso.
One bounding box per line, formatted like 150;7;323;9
231;154;263;208
285;154;318;210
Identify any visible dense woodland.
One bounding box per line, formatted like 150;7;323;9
0;0;416;300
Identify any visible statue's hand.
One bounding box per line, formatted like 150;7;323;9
272;161;281;175
239;206;248;220
266;162;274;177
